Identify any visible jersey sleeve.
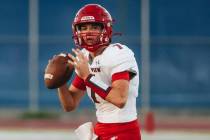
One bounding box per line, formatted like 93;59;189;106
107;44;138;78
112;71;130;82
72;74;86;90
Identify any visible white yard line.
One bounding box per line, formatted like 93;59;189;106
0;129;210;140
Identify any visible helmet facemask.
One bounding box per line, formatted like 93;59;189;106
73;22;111;52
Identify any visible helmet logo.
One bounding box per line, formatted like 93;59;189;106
81;16;95;21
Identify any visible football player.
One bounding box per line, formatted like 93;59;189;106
57;4;141;140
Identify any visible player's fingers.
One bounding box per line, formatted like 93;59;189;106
68;60;77;67
72;49;82;61
76;48;85;59
75;49;88;61
72;48;84;60
67;57;80;69
68;53;78;63
72;48;79;56
68;53;81;70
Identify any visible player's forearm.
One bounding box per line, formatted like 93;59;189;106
105;86;128;108
57;84;76;111
84;74;129;108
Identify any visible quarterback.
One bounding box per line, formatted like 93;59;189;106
57;4;141;140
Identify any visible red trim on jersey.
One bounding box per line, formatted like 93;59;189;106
112;71;130;82
94;119;141;140
72;74;86;90
85;74;111;99
114;43;123;49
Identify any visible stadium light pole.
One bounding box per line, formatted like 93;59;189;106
29;0;39;112
141;0;155;132
141;0;151;113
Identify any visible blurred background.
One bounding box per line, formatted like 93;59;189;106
0;0;210;139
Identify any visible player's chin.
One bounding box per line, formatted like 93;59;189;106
86;42;96;46
86;40;100;46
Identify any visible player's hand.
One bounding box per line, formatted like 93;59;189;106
68;49;90;80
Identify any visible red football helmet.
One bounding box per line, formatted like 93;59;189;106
72;4;113;52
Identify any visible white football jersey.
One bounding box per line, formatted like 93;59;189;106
81;43;139;123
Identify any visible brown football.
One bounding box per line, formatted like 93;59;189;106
44;53;74;89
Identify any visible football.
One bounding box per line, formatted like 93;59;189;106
44;53;74;89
